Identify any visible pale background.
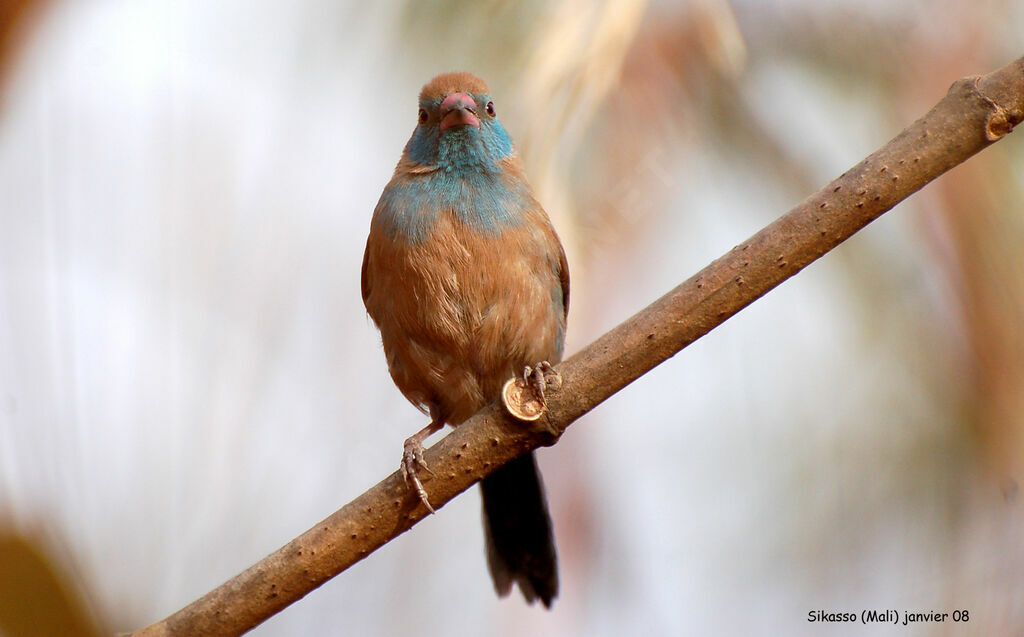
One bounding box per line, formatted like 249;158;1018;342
2;1;1023;635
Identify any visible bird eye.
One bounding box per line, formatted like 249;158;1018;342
418;108;428;124
485;101;495;117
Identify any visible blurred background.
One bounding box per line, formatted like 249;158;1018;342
1;0;1023;635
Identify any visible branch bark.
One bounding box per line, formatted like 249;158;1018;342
132;57;1024;637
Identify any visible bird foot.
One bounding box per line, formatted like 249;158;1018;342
524;361;561;407
402;437;436;514
502;361;561;422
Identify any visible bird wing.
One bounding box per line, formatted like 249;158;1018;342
360;235;372;307
556;240;569;321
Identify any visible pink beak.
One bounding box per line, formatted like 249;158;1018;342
439;92;481;131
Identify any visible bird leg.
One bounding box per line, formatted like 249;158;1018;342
523;361;561;408
402;407;444;513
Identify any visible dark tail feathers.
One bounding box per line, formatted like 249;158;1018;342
480;452;558;608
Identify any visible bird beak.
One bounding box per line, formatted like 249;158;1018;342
439;92;481;131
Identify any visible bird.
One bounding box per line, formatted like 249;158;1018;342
361;71;568;608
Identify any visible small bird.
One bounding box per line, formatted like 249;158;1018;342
361;72;568;608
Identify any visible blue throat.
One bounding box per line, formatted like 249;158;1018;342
379;110;530;242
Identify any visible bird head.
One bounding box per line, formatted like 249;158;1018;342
403;72;514;174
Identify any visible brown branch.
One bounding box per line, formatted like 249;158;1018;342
132;57;1024;637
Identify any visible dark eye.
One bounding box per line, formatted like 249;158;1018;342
418;108;428;124
485;101;495;117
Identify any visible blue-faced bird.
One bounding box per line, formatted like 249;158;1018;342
361;72;568;608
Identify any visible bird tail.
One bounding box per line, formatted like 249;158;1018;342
480;452;558;608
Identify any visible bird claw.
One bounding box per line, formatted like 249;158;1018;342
523;361;561;408
402;438;436;514
503;361;562;422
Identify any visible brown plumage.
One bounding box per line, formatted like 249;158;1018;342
362;72;568;607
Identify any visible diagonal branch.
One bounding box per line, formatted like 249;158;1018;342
132;56;1024;637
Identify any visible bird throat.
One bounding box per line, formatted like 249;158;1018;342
437;127;501;176
385;119;524;241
